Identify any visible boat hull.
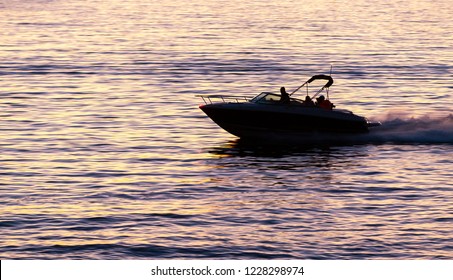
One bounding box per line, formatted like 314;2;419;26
200;103;369;139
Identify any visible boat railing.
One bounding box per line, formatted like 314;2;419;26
196;94;251;105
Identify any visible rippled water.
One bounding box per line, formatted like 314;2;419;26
1;0;452;259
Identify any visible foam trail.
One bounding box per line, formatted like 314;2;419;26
367;114;453;144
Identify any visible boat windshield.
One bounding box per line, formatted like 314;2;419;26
250;92;282;104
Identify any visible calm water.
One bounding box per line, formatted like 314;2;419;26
0;0;452;259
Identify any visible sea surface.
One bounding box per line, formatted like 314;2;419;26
0;0;452;259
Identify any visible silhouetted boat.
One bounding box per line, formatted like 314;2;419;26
197;75;381;139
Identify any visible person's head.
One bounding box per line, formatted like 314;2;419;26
317;95;325;101
280;87;286;94
305;96;311;101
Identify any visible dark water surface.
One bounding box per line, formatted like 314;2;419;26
0;0;452;259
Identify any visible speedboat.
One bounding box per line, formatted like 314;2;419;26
197;75;381;140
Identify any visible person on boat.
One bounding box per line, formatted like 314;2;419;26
280;87;290;103
315;95;325;106
316;95;335;110
303;95;315;106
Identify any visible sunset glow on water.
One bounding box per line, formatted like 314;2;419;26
0;0;452;259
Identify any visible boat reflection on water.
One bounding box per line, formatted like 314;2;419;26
208;138;335;158
206;138;372;178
